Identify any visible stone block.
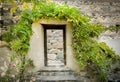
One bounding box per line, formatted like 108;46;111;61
0;46;11;76
48;49;61;54
50;39;57;43
48;54;57;60
0;41;7;47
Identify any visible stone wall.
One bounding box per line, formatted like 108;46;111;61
0;41;11;77
0;3;16;76
47;30;64;66
1;0;120;31
52;0;120;26
51;0;120;55
0;3;20;38
1;0;120;39
0;3;12;34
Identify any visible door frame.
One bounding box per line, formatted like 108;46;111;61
43;24;66;66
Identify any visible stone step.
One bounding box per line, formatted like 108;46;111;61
39;66;71;72
36;66;82;82
38;66;78;76
39;71;74;76
36;75;82;82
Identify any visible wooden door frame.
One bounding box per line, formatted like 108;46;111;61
43;24;66;66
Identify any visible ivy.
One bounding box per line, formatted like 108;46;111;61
2;2;120;82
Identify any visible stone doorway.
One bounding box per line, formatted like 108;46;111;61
43;25;66;66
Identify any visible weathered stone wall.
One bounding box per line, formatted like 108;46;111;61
52;0;120;26
0;0;120;39
47;30;64;66
0;41;11;77
51;0;120;55
0;3;20;38
1;0;120;31
0;3;20;77
0;3;12;34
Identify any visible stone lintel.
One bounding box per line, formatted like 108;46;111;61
37;19;69;25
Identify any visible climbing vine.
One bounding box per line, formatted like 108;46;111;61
2;1;120;82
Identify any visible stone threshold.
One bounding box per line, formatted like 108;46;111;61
39;66;71;72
